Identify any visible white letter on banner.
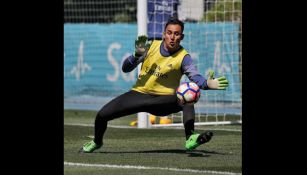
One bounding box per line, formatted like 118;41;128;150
107;43;120;82
213;41;230;75
70;40;92;81
205;41;230;77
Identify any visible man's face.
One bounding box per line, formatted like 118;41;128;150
163;24;183;52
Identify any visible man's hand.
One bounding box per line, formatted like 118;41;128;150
134;35;152;58
207;70;229;90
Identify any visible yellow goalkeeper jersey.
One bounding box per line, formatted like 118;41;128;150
132;40;188;95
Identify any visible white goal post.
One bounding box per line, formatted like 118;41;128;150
137;0;150;128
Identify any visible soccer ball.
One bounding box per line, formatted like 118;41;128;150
176;82;201;105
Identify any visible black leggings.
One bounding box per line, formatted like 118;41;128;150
94;90;195;145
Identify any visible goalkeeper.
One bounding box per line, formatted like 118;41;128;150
81;17;229;153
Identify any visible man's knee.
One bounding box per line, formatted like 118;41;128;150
95;111;110;122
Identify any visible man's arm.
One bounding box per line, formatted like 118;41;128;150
181;55;228;90
181;55;209;90
122;54;145;73
122;35;152;73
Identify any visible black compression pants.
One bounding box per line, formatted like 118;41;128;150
93;90;195;145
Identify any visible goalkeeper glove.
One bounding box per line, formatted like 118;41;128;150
134;35;152;58
206;70;229;90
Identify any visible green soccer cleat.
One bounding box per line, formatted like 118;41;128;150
185;131;213;150
80;140;102;153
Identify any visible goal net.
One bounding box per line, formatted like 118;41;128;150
147;0;242;127
64;0;242;126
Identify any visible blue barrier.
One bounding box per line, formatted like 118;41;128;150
64;23;241;108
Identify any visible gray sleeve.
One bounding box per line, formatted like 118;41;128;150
181;55;209;90
122;54;145;73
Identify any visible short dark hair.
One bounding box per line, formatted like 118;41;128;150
164;17;184;33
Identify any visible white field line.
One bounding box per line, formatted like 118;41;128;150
64;123;241;132
64;161;241;175
64;123;132;128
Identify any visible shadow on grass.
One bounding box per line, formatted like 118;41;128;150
95;149;226;157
